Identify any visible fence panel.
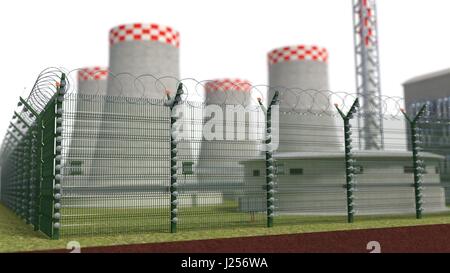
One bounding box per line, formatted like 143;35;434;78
177;102;267;231
416;115;450;215
60;94;171;236
267;111;348;225
352;116;418;218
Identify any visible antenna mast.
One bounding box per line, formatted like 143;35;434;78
353;0;384;150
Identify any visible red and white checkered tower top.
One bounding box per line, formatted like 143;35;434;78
77;66;108;95
109;23;180;48
204;79;252;93
268;45;328;65
204;78;253;106
78;66;108;81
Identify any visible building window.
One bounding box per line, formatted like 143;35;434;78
182;161;194;175
404;166;427;174
70;160;83;176
276;163;285;175
289;168;303;175
253;170;261;177
354;165;364;174
436;166;440;174
404;166;414;173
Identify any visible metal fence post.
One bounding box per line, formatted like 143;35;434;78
52;74;66;239
258;91;279;228
166;83;184;233
18;98;42;231
335;98;360;223
401;105;427;219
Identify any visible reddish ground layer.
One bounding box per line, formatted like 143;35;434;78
39;224;450;253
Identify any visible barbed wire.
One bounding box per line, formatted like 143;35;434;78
25;67;72;114
60;69;405;117
0;68;70;155
0;67;443;156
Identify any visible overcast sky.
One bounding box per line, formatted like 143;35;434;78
1;0;449;143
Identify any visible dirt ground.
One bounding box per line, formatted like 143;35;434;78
35;224;450;253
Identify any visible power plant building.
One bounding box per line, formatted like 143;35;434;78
239;45;448;215
62;28;449;215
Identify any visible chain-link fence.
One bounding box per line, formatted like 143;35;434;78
1;69;449;239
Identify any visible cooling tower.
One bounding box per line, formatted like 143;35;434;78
86;23;185;203
103;22;181;148
197;79;261;197
77;67;108;95
98;22;182;171
268;45;341;152
107;23;180;97
65;67;108;178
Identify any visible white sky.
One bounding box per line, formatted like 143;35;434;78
1;0;449;143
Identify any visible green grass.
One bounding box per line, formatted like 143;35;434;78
59;200;267;236
1;203;450;252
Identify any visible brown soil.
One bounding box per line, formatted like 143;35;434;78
36;224;450;253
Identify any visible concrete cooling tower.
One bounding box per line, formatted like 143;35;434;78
108;23;180;98
82;23;205;208
96;22;182;175
64;67;108;179
103;23;183;160
197;79;262;199
77;67;109;95
268;45;341;152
